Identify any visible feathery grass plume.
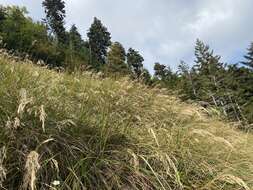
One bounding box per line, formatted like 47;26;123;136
218;175;250;190
0;147;6;188
5;117;20;131
50;159;59;176
22;151;40;190
0;54;252;189
191;129;234;149
128;149;139;171
202;174;250;190
164;154;183;189
5;118;12;130
148;128;160;147
14;117;21;129
39;105;46;132
17;88;33;115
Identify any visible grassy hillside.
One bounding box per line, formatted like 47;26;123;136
0;53;252;190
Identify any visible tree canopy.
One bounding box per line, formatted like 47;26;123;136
42;0;66;44
87;17;111;67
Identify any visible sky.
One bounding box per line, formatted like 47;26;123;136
0;0;252;72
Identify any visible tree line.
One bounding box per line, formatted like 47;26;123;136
0;0;252;127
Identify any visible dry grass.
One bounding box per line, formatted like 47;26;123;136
0;52;252;189
22;151;40;190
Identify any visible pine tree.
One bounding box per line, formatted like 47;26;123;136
193;39;225;103
42;0;66;44
69;24;83;51
87;17;111;66
106;42;129;75
242;42;253;69
192;40;244;119
127;48;144;79
225;65;253;122
194;39;222;74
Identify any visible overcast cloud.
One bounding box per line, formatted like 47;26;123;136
0;0;252;72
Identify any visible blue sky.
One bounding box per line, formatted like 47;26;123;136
0;0;252;72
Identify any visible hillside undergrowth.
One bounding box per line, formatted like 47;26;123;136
0;54;252;190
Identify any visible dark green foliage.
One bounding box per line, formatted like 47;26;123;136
127;48;144;79
150;39;253;126
68;24;84;51
0;6;28;50
0;6;6;22
0;5;91;69
105;42;130;76
192;39;226;102
187;40;244;120
63;24;90;70
42;0;67;44
140;68;152;85
87;17;111;67
153;62;179;89
174;40;253;126
242;42;253;69
154;62;167;79
191;40;253;124
177;61;197;99
0;6;65;67
225;65;253;123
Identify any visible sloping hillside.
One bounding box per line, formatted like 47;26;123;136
0;54;252;190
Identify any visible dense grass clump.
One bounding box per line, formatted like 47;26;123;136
0;53;252;190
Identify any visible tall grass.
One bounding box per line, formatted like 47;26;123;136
0;52;252;189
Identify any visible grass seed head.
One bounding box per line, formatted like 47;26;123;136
22;151;40;190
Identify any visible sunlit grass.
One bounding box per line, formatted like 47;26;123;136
0;52;252;189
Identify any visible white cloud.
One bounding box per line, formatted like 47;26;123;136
0;0;252;71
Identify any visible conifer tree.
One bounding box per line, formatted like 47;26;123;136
225;65;253;122
127;48;144;79
242;42;253;69
193;39;225;103
194;39;222;74
87;17;111;65
42;0;66;43
106;42;129;75
192;40;244;120
69;24;83;51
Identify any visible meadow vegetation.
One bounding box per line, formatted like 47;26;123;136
0;4;252;126
0;52;252;189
